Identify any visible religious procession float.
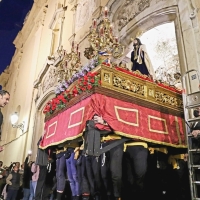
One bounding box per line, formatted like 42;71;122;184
39;9;186;154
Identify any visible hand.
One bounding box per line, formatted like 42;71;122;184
93;116;104;124
184;154;188;161
192;130;200;137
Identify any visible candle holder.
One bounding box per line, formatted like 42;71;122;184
86;9;124;59
58;42;81;81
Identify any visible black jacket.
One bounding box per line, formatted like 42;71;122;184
22;157;32;189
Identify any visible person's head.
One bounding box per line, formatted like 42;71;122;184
193;107;200;117
0;90;10;108
0;161;3;167
13;165;19;173
133;38;142;47
15;162;20;168
21;163;24;169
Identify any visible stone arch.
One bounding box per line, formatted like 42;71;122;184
109;1;187;75
31;89;55;157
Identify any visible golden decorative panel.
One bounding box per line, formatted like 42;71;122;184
98;65;183;114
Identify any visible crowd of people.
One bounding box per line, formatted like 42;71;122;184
0;126;192;200
0;153;57;200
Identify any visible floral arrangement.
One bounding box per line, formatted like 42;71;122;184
43;71;101;115
55;58;98;95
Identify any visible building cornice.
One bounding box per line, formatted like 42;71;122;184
0;69;9;88
13;0;49;50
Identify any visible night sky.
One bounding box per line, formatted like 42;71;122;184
0;0;33;74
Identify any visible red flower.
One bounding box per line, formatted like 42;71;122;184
57;94;67;103
72;87;78;95
87;84;93;90
90;78;95;83
87;72;92;77
43;105;51;114
51;105;57;111
84;75;88;81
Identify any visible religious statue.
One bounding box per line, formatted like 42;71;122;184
131;38;156;80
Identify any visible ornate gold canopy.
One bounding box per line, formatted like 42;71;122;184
85;7;124;60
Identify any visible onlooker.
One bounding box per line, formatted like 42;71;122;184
0;90;10;152
1;183;8;200
16;162;24;200
0;161;6;194
190;107;200;197
6;165;21;200
30;162;39;200
22;154;32;200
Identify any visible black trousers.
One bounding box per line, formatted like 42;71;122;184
101;141;124;198
35;166;47;200
77;153;90;196
123;145;148;200
77;142;124;199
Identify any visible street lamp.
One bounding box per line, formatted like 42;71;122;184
10;112;24;133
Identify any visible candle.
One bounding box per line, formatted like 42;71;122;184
104;6;108;18
65;61;68;67
110;24;113;33
93;19;97;29
100;26;104;35
72;41;74;49
76;44;79;52
78;51;80;58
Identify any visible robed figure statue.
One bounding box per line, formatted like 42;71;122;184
131;38;156;80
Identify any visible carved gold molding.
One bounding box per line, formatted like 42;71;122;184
99;65;183;113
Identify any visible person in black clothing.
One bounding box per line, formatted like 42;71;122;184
6;165;21;200
190;107;200;197
22;154;32;200
0;90;10;152
191;107;200;137
0;161;6;195
41;156;56;200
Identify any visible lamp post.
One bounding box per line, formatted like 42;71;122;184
10;112;24;133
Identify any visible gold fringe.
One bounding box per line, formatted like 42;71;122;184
148;147;168;154
168;154;185;169
124;142;148;152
